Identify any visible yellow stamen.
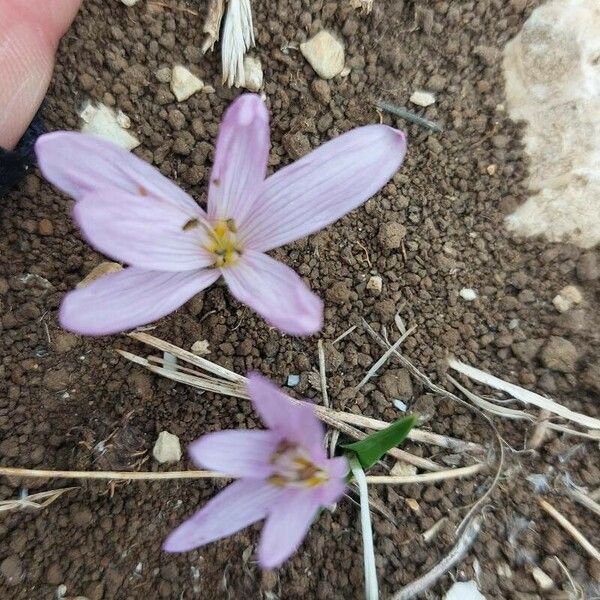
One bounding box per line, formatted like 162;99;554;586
206;219;241;267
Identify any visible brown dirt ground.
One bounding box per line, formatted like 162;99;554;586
1;0;600;598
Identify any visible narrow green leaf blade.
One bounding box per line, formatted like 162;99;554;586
342;414;417;470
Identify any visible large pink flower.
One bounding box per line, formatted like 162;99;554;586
163;372;348;569
35;94;407;336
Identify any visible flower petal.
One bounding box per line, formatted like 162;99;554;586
246;372;326;452
239;125;407;251
35;132;204;214
163;479;281;553
222;251;323;336
73;189;212;272
60;267;219;335
188;430;279;478
258;489;320;569
207;94;269;224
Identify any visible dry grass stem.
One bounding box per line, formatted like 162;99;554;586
317;339;330;409
448;358;600;430
0;487;79;512
538;498;600;562
202;0;225;53
528;410;552;450
562;483;600;519
332;325;357;345
391;516;483;600
422;517;448;543
366;463;486;485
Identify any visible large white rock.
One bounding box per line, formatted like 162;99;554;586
242;56;263;91
410;90;436;107
171;65;204;102
79;102;140;150
300;31;345;80
445;581;486;600
152;431;182;464
503;0;600;248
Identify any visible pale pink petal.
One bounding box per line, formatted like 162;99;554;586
60;267;219;335
223;251;322;336
246;372;326;450
188;430;279;478
258;489;320;569
238;125;407;251
73;190;212;272
313;458;348;506
207;94;269;224
163;479;282;553
35;132;204;214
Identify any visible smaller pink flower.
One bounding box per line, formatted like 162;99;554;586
35;94;407;336
163;372;348;569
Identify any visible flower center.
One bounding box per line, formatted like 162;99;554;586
206;219;242;268
268;440;329;489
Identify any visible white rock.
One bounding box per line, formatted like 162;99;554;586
171;65;204;102
410;90;436;107
503;0;600;248
391;461;417;477
121;0;140;5
531;567;554;591
366;275;383;294
77;262;123;289
152;431;182;464
191;340;210;356
459;288;478;301
552;285;583;312
445;581;486;600
242;56;263;91
79;102;139;150
300;31;345;80
116;110;131;129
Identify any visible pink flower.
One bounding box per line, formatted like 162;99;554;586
163;372;348;569
35;94;406;336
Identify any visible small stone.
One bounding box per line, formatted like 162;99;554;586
444;581;485;600
155;67;172;83
80;102;139;150
242;56;263;91
366;275;383;295
552;285;583;313
378;221;406;249
426;74;446;92
393;399;407;412
486;164;497;176
541;336;578;373
1;556;22;587
300;31;345;79
121;0;140;5
191;340;210;356
378;368;413;399
531;567;554;591
170;65;204;102
54;332;79;354
77;262;123;288
282;132;311;160
46;563;63;586
582;360;600;393
152;431;182;464
511;339;544;363
286;374;300;387
326;281;351;304
311;79;331;104
577;252;599;281
390;462;417;477
459;288;478;301
38;219;53;236
409;90;435;107
116;110;131;129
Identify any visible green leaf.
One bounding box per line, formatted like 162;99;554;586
341;414;417;470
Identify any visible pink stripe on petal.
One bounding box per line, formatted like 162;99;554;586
163;479;281;553
223;251;323;336
73;190;212;272
60;267;219;335
258;489;320;569
35;132;204;215
239;125;407;252
246;372;326;451
188;430;279;478
207;94;270;224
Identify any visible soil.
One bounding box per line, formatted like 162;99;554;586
1;0;600;599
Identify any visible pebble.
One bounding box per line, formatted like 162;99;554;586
459;288;478;301
582;360;600;393
170;65;204;102
409;90;436;107
577;252;599;281
378;221;406;249
155;67;172;83
444;581;486;600
286;374;300;387
77;262;123;288
121;0;140;5
80;102;139;150
0;555;22;586
152;431;182;464
300;31;345;79
552;285;583;313
541;336;578;373
38;218;53;236
390;461;417;477
311;79;331;105
242;56;263;91
191;340;210;356
531;567;554;591
366;275;383;294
